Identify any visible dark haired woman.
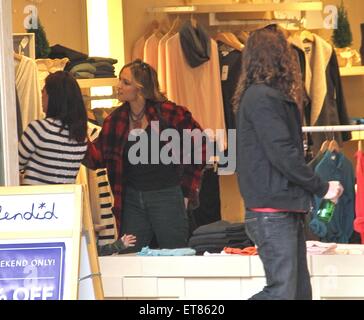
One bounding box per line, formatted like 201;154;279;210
233;27;344;300
19;71;88;185
85;59;206;252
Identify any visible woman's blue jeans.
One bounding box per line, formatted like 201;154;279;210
121;185;189;252
245;210;312;300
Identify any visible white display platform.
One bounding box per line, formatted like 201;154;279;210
99;245;364;300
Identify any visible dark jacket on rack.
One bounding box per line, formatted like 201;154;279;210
218;43;243;131
236;84;329;212
290;35;351;154
311;151;355;243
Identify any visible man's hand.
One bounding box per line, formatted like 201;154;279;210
184;198;189;209
324;181;344;204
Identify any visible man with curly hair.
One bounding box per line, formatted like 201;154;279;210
233;26;344;300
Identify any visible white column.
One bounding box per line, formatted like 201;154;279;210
86;0;124;109
0;0;19;186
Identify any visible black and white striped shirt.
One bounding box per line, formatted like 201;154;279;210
19;118;88;185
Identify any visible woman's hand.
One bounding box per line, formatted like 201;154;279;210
121;234;137;248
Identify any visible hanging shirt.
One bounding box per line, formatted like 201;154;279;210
158;32;174;95
354;150;364;243
132;36;146;61
290;34;351;154
165;33;226;150
144;33;162;72
218;43;242;131
16;56;43;129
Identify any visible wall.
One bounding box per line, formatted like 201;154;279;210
122;0;183;63
12;0;88;54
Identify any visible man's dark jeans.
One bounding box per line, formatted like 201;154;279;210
245;210;312;300
121;185;189;252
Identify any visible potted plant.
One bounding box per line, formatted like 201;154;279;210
332;1;360;67
26;18;51;59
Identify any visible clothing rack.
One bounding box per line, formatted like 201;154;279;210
208;13;302;27
302;125;364;133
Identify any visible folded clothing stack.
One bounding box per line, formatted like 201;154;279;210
137;246;196;256
48;45;118;79
35;57;70;82
306;240;337;255
188;220;254;255
67;57;118;79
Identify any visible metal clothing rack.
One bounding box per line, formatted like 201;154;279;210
302;125;364;133
208;13;303;27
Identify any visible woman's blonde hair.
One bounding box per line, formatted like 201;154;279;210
120;59;167;102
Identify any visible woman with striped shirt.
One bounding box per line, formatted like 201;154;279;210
18;71;88;185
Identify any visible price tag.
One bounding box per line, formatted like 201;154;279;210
221;65;229;81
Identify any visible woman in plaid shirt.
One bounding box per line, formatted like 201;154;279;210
85;60;206;252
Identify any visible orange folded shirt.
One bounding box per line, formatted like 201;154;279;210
224;246;258;256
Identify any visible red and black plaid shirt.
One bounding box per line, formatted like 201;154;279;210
85;100;207;234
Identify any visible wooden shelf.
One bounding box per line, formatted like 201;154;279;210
352;131;364;140
77;78;118;88
340;66;364;77
147;2;323;14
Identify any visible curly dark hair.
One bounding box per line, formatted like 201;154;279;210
232;26;303;114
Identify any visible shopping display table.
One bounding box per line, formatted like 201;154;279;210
99;244;364;300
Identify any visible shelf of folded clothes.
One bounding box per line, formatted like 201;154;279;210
340;66;364;77
47;44;119;86
350;118;364;141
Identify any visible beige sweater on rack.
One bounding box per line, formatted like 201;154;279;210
16;56;43;129
165;33;226;150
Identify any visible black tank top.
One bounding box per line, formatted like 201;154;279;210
123;125;180;191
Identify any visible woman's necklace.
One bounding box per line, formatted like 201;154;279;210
129;106;146;129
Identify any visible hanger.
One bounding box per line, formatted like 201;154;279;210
190;13;197;29
300;29;314;43
144;19;160;40
319;139;330;153
215;32;244;51
14;51;23;61
236;30;250;45
167;15;181;35
87;109;96;122
154;18;170;38
328;134;340;153
328;140;340;152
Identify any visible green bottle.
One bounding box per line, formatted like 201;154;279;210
317;199;336;223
